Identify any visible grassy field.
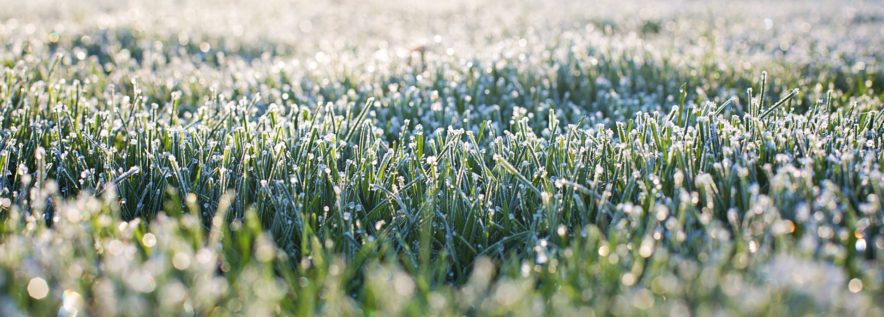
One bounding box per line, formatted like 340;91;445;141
0;0;882;315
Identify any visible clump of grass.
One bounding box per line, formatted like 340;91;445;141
0;0;882;316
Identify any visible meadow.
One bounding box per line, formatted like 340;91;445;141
0;0;882;315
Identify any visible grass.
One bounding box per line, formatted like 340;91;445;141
0;0;882;316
